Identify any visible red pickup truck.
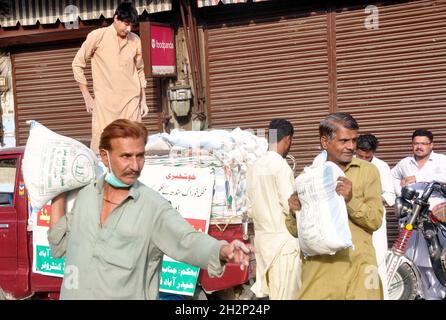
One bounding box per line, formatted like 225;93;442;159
0;147;61;299
0;147;252;300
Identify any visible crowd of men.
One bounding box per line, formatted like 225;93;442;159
247;114;446;300
47;113;446;300
44;1;446;300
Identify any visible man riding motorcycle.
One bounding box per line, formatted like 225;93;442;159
391;129;446;299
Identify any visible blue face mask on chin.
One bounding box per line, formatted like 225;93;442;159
105;171;131;188
104;151;132;188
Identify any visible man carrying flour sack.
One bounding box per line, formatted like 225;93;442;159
289;113;383;300
48;119;253;300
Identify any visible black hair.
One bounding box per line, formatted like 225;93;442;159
412;129;433;142
114;1;139;24
357;134;379;152
268;119;294;143
319;112;359;139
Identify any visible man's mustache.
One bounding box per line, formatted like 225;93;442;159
123;170;140;177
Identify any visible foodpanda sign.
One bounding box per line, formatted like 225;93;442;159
140;22;176;77
151;39;174;50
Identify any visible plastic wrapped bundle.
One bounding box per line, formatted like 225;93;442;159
145;127;268;221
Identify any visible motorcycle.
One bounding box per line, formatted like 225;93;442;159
387;181;446;300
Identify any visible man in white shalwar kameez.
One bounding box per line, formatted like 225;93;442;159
356;134;395;300
391;129;446;300
247;119;301;299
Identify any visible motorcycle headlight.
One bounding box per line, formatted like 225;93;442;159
401;186;418;201
395;197;412;219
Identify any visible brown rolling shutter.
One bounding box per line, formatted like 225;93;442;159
336;0;446;244
205;8;330;173
12;42;161;147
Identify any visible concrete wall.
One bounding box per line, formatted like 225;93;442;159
0;50;15;148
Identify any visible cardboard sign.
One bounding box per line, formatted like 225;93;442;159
139;165;215;296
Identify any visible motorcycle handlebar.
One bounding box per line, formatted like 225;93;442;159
420;181;446;201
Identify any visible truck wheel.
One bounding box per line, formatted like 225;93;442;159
388;263;418;300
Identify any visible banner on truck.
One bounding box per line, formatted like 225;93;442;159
32;203;66;277
139;165;215;296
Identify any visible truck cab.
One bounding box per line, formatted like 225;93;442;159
0;147;61;299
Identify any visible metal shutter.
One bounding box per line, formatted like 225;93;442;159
12;42;161;147
336;0;446;244
205;8;330;173
336;0;446;165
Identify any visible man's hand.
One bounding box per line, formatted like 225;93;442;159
401;175;416;187
50;193;66;229
285;212;298;238
140;102;149;117
83;94;95;113
288;192;301;212
219;240;254;271
336;176;353;203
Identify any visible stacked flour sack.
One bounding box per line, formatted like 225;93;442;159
22;121;99;225
295;156;353;257
146;128;268;221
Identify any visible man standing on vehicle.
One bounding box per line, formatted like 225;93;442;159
356;134;395;300
391;129;446;299
72;2;148;154
289;112;383;300
48;119;253;300
246;119;301;300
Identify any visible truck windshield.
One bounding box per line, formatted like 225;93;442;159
0;158;17;207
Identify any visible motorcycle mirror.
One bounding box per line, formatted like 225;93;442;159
440;183;446;198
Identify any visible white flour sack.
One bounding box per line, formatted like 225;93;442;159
295;161;353;257
23;121;98;211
